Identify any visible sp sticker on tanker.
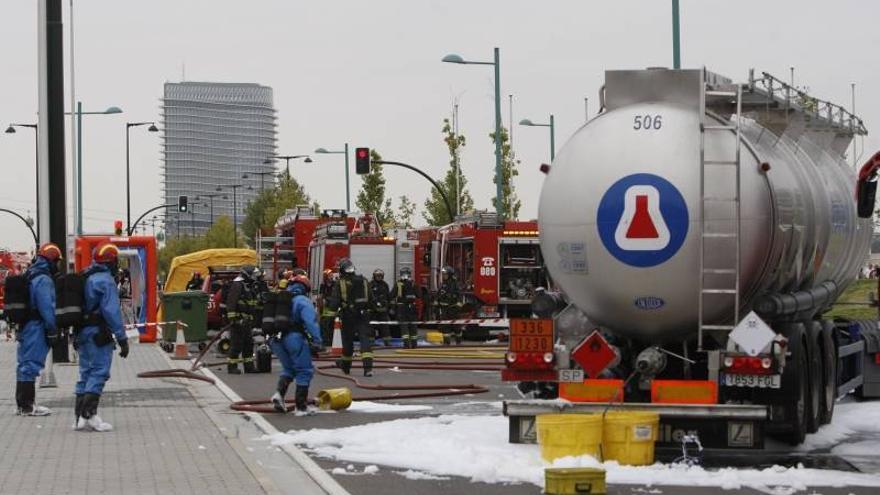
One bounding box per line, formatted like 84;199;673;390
597;173;688;267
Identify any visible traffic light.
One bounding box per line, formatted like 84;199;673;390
114;220;123;236
178;195;188;213
355;147;370;174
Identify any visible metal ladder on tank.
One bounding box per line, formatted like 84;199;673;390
698;84;743;352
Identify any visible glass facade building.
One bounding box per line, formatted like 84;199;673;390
161;82;277;237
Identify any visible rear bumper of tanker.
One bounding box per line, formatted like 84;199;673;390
504;400;770;450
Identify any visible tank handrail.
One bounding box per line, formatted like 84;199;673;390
749;70;867;135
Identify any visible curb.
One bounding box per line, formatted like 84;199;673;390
198;366;351;495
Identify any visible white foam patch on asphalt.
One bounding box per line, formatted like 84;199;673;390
799;399;880;452
266;414;880;489
395;470;451;481
346;401;432;413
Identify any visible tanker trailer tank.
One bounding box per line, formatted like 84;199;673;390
539;68;872;345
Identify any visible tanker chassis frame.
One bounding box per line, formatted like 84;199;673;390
503;68;880;451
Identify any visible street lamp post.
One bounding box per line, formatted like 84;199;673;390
125;121;158;233
195;192;227;225
5;123;39;236
442;47;504;218
264;154;311;177
243;171;274;191
519;115;556;161
314;145;350;211
64;103;123;234
217;184;246;248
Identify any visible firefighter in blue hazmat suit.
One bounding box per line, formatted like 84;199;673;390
269;274;324;415
74;242;129;432
15;243;63;416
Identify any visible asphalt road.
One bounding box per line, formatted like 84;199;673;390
214;342;880;495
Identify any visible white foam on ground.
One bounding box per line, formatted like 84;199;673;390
266;414;880;489
346;401;432;413
799;400;880;452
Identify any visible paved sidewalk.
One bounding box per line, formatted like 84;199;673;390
0;339;271;495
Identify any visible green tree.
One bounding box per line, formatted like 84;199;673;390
396;195;417;228
241;175;312;247
490;126;521;219
355;148;395;227
423;118;474;225
158;235;204;278
203;215;238;248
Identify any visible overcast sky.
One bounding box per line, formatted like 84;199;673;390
1;0;878;251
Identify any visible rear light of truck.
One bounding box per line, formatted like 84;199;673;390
722;354;775;375
505;351;554;370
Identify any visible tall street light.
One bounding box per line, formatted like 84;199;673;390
243;171;274;191
195;192;227;225
64;103;123;234
519;115;556;161
125;121;158;233
314;145;350;211
264;154;311;177
217;184;249;248
5;123;39;235
442;48;504;218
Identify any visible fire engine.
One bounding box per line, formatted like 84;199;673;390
417;211;546;320
257;205;321;280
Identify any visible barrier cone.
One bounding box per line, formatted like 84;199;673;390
39;353;57;388
330;317;343;357
171;323;191;360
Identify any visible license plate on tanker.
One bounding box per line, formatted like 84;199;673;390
721;373;781;389
508;319;554;353
558;369;584;382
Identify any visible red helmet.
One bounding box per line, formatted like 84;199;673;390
290;274;311;291
93;242;120;264
37;243;62;263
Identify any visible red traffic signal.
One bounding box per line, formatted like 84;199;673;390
355;147;370;174
114;220;124;236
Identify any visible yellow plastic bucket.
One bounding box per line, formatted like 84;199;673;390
601;411;659;466
317;388;352;411
545;467;606;494
536;414;603;462
425;331;445;344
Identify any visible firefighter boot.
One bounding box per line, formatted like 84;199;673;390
363;357;374;378
72;394;85;429
335;358;351;375
272;376;292;413
243;360;258;374
293;385;314;417
82;393;112;432
16;381;50;416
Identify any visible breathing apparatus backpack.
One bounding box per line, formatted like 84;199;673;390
3;274;31;325
274;290;294;332
55;273;86;328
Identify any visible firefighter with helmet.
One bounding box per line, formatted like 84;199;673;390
15;243;62;417
318;268;337;346
225;265;259;374
186;271;204;291
392;266;420;348
269;273;324;415
75;242;129;432
328;258;374;376
369;268;392;346
436;265;463;344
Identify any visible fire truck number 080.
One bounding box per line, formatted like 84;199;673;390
480;266;496;276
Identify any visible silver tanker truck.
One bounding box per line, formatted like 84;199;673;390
503;68;880;449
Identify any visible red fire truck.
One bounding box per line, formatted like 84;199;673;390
0;250;25;314
307;211;397;290
258;205;321;280
416;212;546;320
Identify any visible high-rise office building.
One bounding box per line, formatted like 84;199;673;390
161;82;277;238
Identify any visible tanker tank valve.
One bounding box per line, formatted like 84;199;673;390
635;347;668;377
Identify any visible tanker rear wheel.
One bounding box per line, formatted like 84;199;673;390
783;340;809;445
819;322;837;425
806;325;823;434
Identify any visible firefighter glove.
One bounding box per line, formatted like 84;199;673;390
118;339;130;359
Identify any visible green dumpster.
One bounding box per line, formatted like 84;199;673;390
160;291;209;342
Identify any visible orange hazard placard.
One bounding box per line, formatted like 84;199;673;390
508;319;553;353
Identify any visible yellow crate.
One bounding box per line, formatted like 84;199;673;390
425;331;445;344
544;467;606;494
602;411;659;466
